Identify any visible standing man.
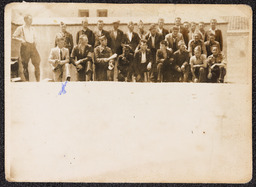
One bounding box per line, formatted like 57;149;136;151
55;22;73;56
171;17;185;34
182;21;190;47
70;35;93;81
188;32;207;57
138;20;147;40
204;33;221;57
198;22;207;42
145;24;164;82
165;26;184;53
122;21;140;81
122;21;140;52
207;45;226;83
156;40;174;82
134;39;153;82
12;14;41;82
158;18;169;38
173;40;190;82
94;35;116;81
190;46;207;83
188;22;197;41
206;19;223;51
94;20;111;48
76;17;95;47
109;20;124;56
48;37;71;82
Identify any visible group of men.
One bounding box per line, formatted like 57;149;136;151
13;15;226;83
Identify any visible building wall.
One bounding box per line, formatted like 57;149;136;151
11;21;228;82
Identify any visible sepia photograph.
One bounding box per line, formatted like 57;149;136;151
5;2;252;183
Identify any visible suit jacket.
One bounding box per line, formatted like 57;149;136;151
165;33;184;52
134;49;152;74
55;31;73;55
158;28;169;38
109;29;124;55
182;29;190;48
94;29;111;48
198;30;207;42
204;40;221;57
122;31;140;52
156;48;174;65
76;28;95;47
48;47;69;69
206;29;223;51
145;32;164;51
70;44;93;67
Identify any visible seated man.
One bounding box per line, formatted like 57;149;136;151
190;46;207;82
117;45;134;82
94;35;116;81
173;40;190;82
70;35;93;81
204;33;221;57
156;40;174;82
48;36;71;82
207;45;226;83
134;39;153;82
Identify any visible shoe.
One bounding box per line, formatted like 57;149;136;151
66;76;71;81
218;78;224;83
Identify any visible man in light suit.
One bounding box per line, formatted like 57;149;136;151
206;19;223;51
48;37;71;82
165;26;184;53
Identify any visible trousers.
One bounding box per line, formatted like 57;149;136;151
20;42;41;81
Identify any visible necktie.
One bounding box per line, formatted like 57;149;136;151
60;49;63;60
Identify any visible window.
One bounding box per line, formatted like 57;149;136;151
78;9;89;17
97;9;108;17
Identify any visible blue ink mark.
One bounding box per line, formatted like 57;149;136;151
58;81;67;95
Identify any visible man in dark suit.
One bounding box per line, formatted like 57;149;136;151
134;40;153;82
122;21;140;52
156;40;174;82
94;20;111;48
206;19;223;51
76;17;95;47
117;45;134;82
158;18;169;38
204;33;221;57
122;21;140;81
109;20;124;55
145;24;164;82
182;21;190;47
173;40;190;82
